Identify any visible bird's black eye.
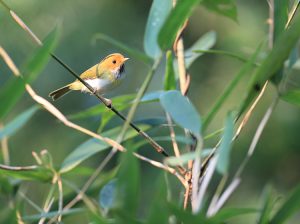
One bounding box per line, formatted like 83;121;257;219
112;60;116;64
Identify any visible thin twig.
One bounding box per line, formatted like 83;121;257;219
19;192;44;213
56;174;63;222
134;152;188;188
166;113;181;159
286;0;300;29
38;186;55;224
38;198;54;224
0;164;37;171
235;96;278;179
234;81;268;140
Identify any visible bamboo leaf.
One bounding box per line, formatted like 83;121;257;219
160;90;201;136
0;106;38;140
270;184;300;224
280;89;300;106
158;0;203;50
185;31;217;68
99;179;117;210
144;0;172;58
165;151;198;166
216;112;234;174
0;27;59;119
201;0;238;21
164;51;176;91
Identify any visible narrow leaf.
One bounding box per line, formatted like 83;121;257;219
203;43;262;130
280;89;300;106
22;208;84;221
99;179;117;210
0;27;59;119
0;106;38;140
257;186;274;224
165;151;198;166
216;112;234;174
209;207;258;223
160;90;201;135
270;184;300;224
201;0;238;21
158;0;203;50
164;51;176;90
116;148;140;216
185;31;217;68
144;0;172;58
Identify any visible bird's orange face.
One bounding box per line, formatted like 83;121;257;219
100;53;129;72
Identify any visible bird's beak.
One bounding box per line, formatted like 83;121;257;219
123;57;130;62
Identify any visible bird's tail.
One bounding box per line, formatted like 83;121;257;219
49;84;72;100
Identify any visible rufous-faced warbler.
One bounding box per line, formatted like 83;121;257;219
49;53;129;100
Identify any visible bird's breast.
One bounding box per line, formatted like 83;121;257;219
81;78;115;93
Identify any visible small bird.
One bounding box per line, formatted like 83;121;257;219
49;53;129;101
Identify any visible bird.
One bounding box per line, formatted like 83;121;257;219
49;53;129;101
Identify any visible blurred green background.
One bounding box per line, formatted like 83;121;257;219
1;0;300;223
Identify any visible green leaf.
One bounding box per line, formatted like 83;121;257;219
60;125;150;173
0;106;38;140
193;49;259;65
201;0;238;21
280;89;300;106
144;0;172;58
160;90;201;135
140;90;164;102
158;0;203;50
92;33;152;64
99;179;117;210
185;31;217;68
241;12;300;116
270;184;300;224
273;0;288;43
257;186;274;224
271;0;289;84
116;147;140;216
0;27;59;119
216;112;234;174
164;51;176;91
22;208;84;221
146;174;169;224
209;207;258;223
0;164;52;182
165;151;198;166
203;43;262;130
168;203;207;223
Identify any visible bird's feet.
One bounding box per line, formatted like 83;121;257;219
103;97;112;107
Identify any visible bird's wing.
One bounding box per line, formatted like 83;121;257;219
79;64;98;79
